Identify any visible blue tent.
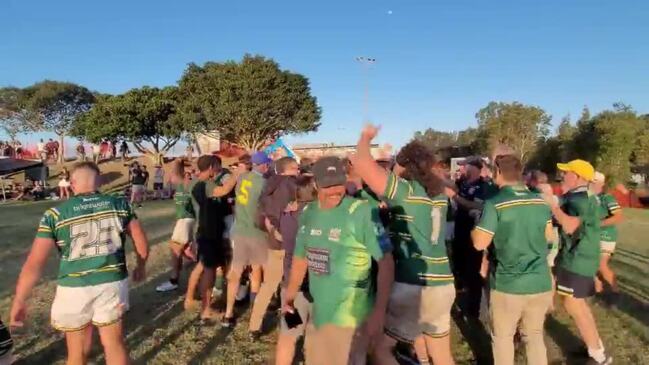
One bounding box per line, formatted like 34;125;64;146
264;139;298;160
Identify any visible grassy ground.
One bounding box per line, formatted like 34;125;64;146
1;201;648;364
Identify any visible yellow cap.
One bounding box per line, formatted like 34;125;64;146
557;159;595;181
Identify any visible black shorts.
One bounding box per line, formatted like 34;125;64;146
556;267;595;299
0;319;13;357
153;183;163;190
197;237;232;269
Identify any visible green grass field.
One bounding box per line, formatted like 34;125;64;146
1;201;648;364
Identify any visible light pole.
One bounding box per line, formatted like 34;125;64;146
355;56;376;123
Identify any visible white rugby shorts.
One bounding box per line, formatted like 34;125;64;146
51;279;129;332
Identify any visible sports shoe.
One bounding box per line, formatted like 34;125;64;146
586;354;613;365
220;316;236;328
156;281;178;292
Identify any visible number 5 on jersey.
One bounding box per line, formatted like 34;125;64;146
237;179;253;206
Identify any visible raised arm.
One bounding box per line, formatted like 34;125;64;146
354;125;390;197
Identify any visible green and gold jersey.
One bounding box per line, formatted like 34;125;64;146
597;193;621;242
383;173;454;286
476;185;552;294
295;196;391;329
174;183;195;219
36;193;136;287
558;186;601;277
233;171;266;239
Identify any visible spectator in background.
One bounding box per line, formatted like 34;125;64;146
142;165;150;201
111;140;117;159
76;141;86;162
31;181;45;201
37;139;46;162
186;144;195;160
14;141;23;159
53;139;60;161
120;141;130;160
92;143;101;164
46;139;55;161
100;140;109;159
58;167;71;200
130;164;146;208
0;142;9;157
153;165;165;200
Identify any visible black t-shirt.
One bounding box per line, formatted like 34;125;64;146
131;169;146;185
191;180;227;241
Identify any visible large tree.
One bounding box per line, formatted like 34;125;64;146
593;105;643;184
73;86;189;165
570;104;644;184
25;81;95;163
178;55;321;151
0;87;38;141
475;101;551;163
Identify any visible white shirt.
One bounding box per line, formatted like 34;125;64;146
93;145;101;154
37;142;45;152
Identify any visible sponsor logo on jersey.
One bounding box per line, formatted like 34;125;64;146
328;228;341;242
310;229;322;236
306;247;330;275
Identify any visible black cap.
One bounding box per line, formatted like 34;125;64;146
458;156;484;169
313;156;347;188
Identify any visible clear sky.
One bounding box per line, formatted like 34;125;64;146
2;0;648;150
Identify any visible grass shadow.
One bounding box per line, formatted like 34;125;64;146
100;171;123;186
131;308;198;365
544;315;585;365
451;304;493;365
186;327;234;365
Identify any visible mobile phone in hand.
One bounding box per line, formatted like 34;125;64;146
284;310;303;329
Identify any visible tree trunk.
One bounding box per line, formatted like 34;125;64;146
57;133;65;165
146;152;164;166
192;133;202;155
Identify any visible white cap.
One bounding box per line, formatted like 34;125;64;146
593;171;605;183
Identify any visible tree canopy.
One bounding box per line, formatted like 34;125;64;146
177;55;321;151
23;81;95;162
72;86;188;164
475;101;551;163
0;87;38;141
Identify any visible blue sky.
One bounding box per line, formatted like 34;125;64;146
2;0;648;150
